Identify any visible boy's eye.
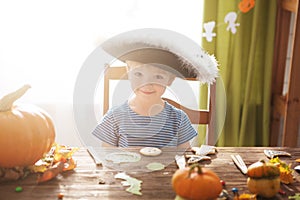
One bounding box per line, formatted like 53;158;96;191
154;75;164;80
134;71;143;77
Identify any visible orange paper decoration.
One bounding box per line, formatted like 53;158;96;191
239;0;255;13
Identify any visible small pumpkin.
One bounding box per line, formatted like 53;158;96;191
247;160;280;198
172;164;223;200
0;85;55;168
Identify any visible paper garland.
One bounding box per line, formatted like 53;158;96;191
202;0;255;42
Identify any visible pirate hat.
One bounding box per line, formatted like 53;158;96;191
102;28;219;84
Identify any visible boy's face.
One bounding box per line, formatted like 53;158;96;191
126;60;175;97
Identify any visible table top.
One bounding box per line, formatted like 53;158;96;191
1;147;300;200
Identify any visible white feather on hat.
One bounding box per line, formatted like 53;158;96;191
101;28;219;84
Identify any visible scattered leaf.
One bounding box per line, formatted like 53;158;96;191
37;161;65;183
270;157;294;184
0;143;78;183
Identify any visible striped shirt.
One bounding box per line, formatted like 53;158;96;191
92;101;197;148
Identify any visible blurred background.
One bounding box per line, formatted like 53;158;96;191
0;0;204;146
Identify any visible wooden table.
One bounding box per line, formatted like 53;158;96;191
1;147;300;200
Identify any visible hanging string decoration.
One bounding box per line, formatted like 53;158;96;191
202;0;255;42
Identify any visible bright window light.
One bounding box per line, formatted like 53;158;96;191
0;0;204;103
0;0;204;146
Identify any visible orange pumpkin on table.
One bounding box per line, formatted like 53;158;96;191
172;164;222;200
0;85;55;168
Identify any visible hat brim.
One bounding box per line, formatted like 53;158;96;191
101;28;219;84
119;48;198;79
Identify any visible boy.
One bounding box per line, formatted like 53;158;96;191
92;60;197;148
92;28;219;148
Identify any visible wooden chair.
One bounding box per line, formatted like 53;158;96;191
102;65;216;145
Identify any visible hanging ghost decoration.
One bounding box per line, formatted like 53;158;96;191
224;12;240;34
202;21;216;42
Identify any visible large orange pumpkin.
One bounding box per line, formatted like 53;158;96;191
172;164;222;200
0;85;55;168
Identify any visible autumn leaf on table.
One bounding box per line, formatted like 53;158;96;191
53;143;79;163
28;143;78;183
36;161;65;183
29;143;78;172
269;157;294;184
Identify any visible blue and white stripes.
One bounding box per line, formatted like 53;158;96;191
92;102;197;148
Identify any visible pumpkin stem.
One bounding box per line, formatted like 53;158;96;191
188;163;203;177
259;159;266;164
0;85;31;112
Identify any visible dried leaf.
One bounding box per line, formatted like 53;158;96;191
1;143;78;183
63;158;76;172
269;157;294;184
34;143;78;183
53;144;79;162
37;161;64;183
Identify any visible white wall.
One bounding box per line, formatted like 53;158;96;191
0;0;204;147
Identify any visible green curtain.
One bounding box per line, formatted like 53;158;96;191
201;0;277;146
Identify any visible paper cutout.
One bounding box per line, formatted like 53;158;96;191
146;162;165;171
289;193;300;200
202;0;256;42
224;12;240;34
239;0;255;13
115;172;142;195
202;21;216;42
105;152;141;164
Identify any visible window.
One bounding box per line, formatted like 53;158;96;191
0;0;204;146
